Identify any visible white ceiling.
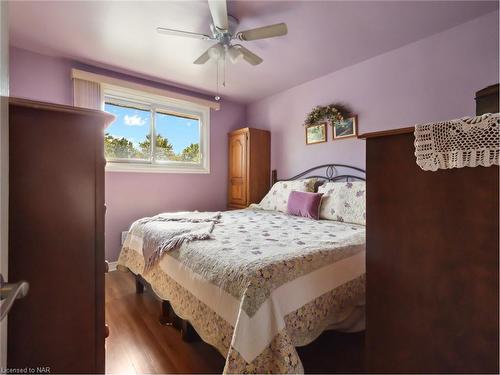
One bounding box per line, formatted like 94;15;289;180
9;1;498;103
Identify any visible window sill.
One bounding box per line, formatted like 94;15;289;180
105;162;210;174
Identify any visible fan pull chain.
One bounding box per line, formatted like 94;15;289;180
215;58;220;101
223;57;226;88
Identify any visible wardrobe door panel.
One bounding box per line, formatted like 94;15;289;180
247;129;270;204
228;131;247;207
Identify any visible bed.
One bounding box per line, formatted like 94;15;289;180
117;164;366;373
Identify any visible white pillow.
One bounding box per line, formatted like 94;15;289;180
318;181;366;225
254;179;317;212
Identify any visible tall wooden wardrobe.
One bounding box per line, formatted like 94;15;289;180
362;85;499;373
7;98;113;373
228;127;270;209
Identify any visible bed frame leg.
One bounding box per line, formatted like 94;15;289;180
171;308;182;330
159;301;173;326
181;319;200;342
135;275;144;294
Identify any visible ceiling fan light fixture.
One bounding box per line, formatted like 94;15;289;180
208;44;224;60
227;46;243;63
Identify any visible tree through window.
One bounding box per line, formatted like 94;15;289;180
103;92;208;172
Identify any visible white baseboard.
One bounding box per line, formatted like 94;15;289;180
107;261;118;272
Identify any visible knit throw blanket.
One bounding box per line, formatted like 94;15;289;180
131;211;221;272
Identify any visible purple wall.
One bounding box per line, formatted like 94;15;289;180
9;47;246;261
9;10;499;261
246;11;499;179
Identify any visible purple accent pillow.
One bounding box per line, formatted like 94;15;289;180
287;191;324;220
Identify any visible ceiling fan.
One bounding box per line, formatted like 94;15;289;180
156;0;288;66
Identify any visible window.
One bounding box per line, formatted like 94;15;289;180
103;86;210;173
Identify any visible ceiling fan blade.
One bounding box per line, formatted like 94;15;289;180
234;45;263;66
193;43;223;64
236;23;288;41
157;27;213;40
193;47;212;64
208;0;229;30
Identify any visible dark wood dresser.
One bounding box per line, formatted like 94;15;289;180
228;127;270;209
7;98;113;373
362;85;499;373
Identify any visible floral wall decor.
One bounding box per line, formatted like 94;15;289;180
303;104;350;127
303;104;358;141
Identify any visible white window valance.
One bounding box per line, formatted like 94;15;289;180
71;69;220;111
414;113;500;171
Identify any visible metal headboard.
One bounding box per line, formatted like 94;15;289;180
271;164;365;186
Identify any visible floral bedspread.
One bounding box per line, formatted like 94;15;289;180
118;208;365;373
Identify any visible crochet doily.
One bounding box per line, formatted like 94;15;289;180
414;113;499;171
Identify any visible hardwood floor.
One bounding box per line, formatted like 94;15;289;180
105;270;365;374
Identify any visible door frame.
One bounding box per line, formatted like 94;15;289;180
0;0;9;369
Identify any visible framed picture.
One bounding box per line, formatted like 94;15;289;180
305;122;327;145
333;115;358;140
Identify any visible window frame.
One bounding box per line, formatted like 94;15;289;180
102;84;210;174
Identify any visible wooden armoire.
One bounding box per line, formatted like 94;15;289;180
362;85;499;373
228;127;270;209
8;98;113;373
